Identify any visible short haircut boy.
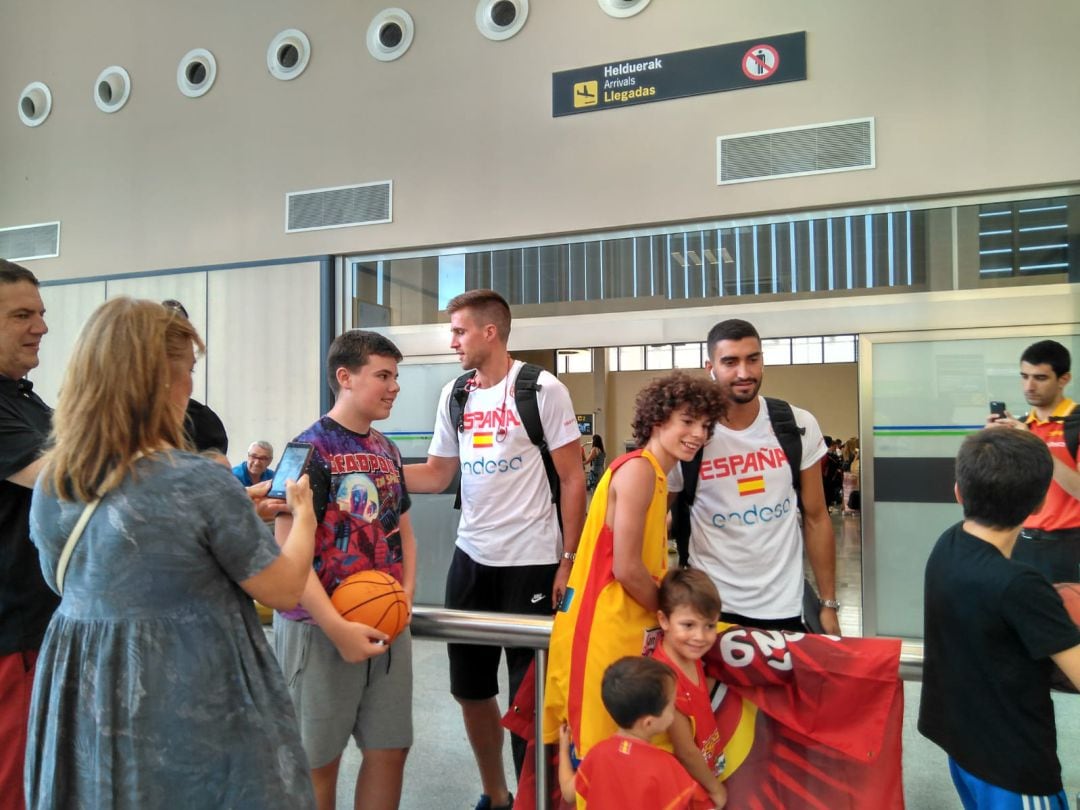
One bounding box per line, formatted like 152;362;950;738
706;318;760;358
955;429;1053;528
631;372;725;446
326;329;403;395
1020;339;1071;377
658;568;722;620
601;656;675;729
446;289;512;342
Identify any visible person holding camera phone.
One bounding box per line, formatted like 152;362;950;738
986;339;1080;583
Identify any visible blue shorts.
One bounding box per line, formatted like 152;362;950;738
949;758;1068;810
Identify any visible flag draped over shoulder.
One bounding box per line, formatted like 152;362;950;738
509;627;905;810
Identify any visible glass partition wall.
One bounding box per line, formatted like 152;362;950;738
345;190;1079;330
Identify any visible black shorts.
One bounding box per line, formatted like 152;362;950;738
445;547;558;701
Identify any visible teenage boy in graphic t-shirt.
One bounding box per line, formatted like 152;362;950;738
274;330;417;810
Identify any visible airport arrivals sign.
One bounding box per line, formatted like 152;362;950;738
552;31;806;117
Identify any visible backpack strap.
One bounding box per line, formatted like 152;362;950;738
763;397;805;498
671;448;704;567
449;370;476;510
515;364;563;528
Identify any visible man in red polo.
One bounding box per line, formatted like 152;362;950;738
988;339;1080;583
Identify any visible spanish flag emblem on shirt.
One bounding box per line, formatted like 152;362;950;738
473;432;494;448
737;475;765;496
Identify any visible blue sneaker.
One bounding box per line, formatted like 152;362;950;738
474;793;513;810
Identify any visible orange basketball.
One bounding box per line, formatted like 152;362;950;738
1055;583;1080;627
330;571;409;642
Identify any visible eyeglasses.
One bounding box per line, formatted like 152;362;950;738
248;454;271;462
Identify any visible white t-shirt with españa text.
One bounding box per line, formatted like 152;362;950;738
668;397;826;619
429;361;580;567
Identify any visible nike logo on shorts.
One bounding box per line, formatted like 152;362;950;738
530;593;545;604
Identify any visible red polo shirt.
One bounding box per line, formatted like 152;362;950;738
1025;398;1080;531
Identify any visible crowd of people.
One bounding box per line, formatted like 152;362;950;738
2;261;1079;810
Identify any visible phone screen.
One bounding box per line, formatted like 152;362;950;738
267;442;313;499
989;401;1007;418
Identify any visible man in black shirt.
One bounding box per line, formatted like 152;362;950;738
0;260;56;809
919;429;1080;807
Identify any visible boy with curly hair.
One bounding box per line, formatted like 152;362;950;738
544;372;725;762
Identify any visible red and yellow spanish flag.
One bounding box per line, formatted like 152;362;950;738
737;474;765;496
542;449;670;759
472;432;493;448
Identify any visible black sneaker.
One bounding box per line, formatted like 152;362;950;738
474;793;513;810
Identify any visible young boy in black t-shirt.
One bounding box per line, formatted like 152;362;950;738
919;429;1080;809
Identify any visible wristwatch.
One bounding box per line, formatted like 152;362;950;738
818;598;840;610
561;551;577;562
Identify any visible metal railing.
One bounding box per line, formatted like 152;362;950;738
410;605;926;810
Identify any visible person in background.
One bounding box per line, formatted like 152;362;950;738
160;299;229;454
234;440;275;486
584;435;606;492
0;260;53;810
987;339;1080;583
26;297;318;809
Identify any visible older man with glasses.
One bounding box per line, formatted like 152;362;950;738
233;441;276;486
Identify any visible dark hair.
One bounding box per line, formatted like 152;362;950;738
0;260;39;286
161;299;190;320
327;330;403;395
591;435;605;453
1020;340;1071;377
658;568;722;619
706;318;760;361
956;429;1053;529
446;289;511;342
631;372;725;446
601;657;675;729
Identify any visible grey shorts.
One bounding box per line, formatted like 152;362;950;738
273;616;413;768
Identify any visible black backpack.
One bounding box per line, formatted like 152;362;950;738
670;397;805;568
1029;408;1080;461
448;363;562;530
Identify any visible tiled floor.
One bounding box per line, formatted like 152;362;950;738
323;511;1080;809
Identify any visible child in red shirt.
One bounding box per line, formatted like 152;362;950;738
558;656;713;810
650;568;727;808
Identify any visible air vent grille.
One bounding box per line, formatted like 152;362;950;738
286;181;392;233
0;222;60;261
718;118;874;185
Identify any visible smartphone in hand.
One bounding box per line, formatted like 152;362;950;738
989;401;1007;420
267;441;314;499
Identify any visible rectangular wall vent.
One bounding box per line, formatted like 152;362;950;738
0;221;60;261
286;181;392;233
717;118;874;185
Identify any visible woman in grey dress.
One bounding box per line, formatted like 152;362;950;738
26;298;318;809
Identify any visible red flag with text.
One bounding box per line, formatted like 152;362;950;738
509;627;904;810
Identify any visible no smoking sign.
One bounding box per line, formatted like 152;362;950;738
742;44;779;80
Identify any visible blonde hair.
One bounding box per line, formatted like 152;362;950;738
45;297;205;501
